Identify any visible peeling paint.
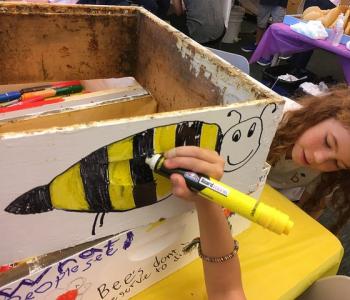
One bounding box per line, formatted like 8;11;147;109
175;37;282;105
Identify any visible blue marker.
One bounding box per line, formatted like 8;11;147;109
0;91;21;103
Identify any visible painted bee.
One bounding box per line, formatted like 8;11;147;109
5;104;276;234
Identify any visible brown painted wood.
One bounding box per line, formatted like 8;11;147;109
0;95;157;134
0;4;138;84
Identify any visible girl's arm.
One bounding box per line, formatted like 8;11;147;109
195;198;246;300
164;146;246;300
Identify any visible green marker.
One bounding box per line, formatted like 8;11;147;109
55;85;83;96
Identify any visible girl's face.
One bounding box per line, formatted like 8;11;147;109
292;118;350;172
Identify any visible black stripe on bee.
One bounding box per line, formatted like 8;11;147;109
130;157;157;208
80;146;112;212
133;128;154;158
175;121;203;147
130;128;157;207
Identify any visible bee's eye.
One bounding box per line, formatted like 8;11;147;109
248;123;256;137
232;130;241;142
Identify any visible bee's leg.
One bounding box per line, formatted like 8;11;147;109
99;212;106;228
92;213;100;235
91;212;106;235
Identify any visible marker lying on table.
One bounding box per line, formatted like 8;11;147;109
146;154;294;235
0;97;64;113
21;85;83;101
0;91;21;103
20;80;81;94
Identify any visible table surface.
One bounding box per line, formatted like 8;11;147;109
132;185;344;300
250;23;350;84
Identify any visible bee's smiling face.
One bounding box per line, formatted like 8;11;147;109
221;117;263;172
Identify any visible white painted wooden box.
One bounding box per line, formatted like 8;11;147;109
0;3;284;298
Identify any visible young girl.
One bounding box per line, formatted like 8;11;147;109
267;87;350;234
164;146;246;300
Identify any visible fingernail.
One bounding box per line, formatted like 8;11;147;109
165;148;176;158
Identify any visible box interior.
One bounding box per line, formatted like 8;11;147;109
0;3;275;135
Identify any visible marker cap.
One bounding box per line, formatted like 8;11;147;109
145;154;162;170
254;202;294;235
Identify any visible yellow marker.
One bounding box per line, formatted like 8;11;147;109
146;154;294;235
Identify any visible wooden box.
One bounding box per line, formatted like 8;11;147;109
0;3;284;298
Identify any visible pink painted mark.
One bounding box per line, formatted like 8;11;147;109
0;265;13;273
56;289;79;300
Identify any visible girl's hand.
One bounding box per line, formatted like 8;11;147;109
163;146;225;202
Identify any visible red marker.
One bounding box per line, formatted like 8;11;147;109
19;95;45;104
0;98;64;113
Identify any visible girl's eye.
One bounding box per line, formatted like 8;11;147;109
325;135;331;148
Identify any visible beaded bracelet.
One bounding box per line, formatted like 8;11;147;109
183;237;239;263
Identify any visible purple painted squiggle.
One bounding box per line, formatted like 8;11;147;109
123;231;134;250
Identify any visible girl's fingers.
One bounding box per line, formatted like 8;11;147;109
170;173;196;200
164;156;224;180
163;146;225;201
165;146;221;164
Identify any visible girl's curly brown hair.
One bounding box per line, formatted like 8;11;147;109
267;86;350;234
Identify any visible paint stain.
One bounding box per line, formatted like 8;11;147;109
56;289;78;300
59;46;70;58
146;217;166;232
223;208;234;218
123;231;134;250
